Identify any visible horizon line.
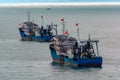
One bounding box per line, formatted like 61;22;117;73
1;2;120;7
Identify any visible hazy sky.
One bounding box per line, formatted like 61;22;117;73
0;0;120;3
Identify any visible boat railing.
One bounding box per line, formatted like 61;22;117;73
80;40;99;57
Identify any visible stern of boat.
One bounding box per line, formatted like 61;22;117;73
78;57;102;67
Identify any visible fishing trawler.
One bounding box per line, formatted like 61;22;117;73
18;12;57;42
49;19;102;67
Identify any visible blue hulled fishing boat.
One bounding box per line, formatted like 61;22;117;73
49;20;102;67
18;12;57;42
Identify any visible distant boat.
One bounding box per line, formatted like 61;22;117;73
18;12;58;42
49;20;102;67
46;8;51;10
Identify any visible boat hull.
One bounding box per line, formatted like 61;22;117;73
50;49;102;67
19;28;53;42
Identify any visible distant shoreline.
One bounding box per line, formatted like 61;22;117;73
0;2;120;7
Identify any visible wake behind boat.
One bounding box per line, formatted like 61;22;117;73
18;12;57;42
49;19;102;67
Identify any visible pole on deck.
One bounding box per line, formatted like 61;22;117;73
96;42;99;56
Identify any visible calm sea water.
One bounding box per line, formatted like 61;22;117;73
0;5;120;80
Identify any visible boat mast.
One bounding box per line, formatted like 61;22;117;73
61;18;65;35
27;11;30;22
76;23;80;43
41;16;44;27
76;24;83;54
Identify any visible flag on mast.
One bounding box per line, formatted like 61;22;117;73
41;16;43;19
61;18;64;22
64;30;68;35
76;23;79;27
